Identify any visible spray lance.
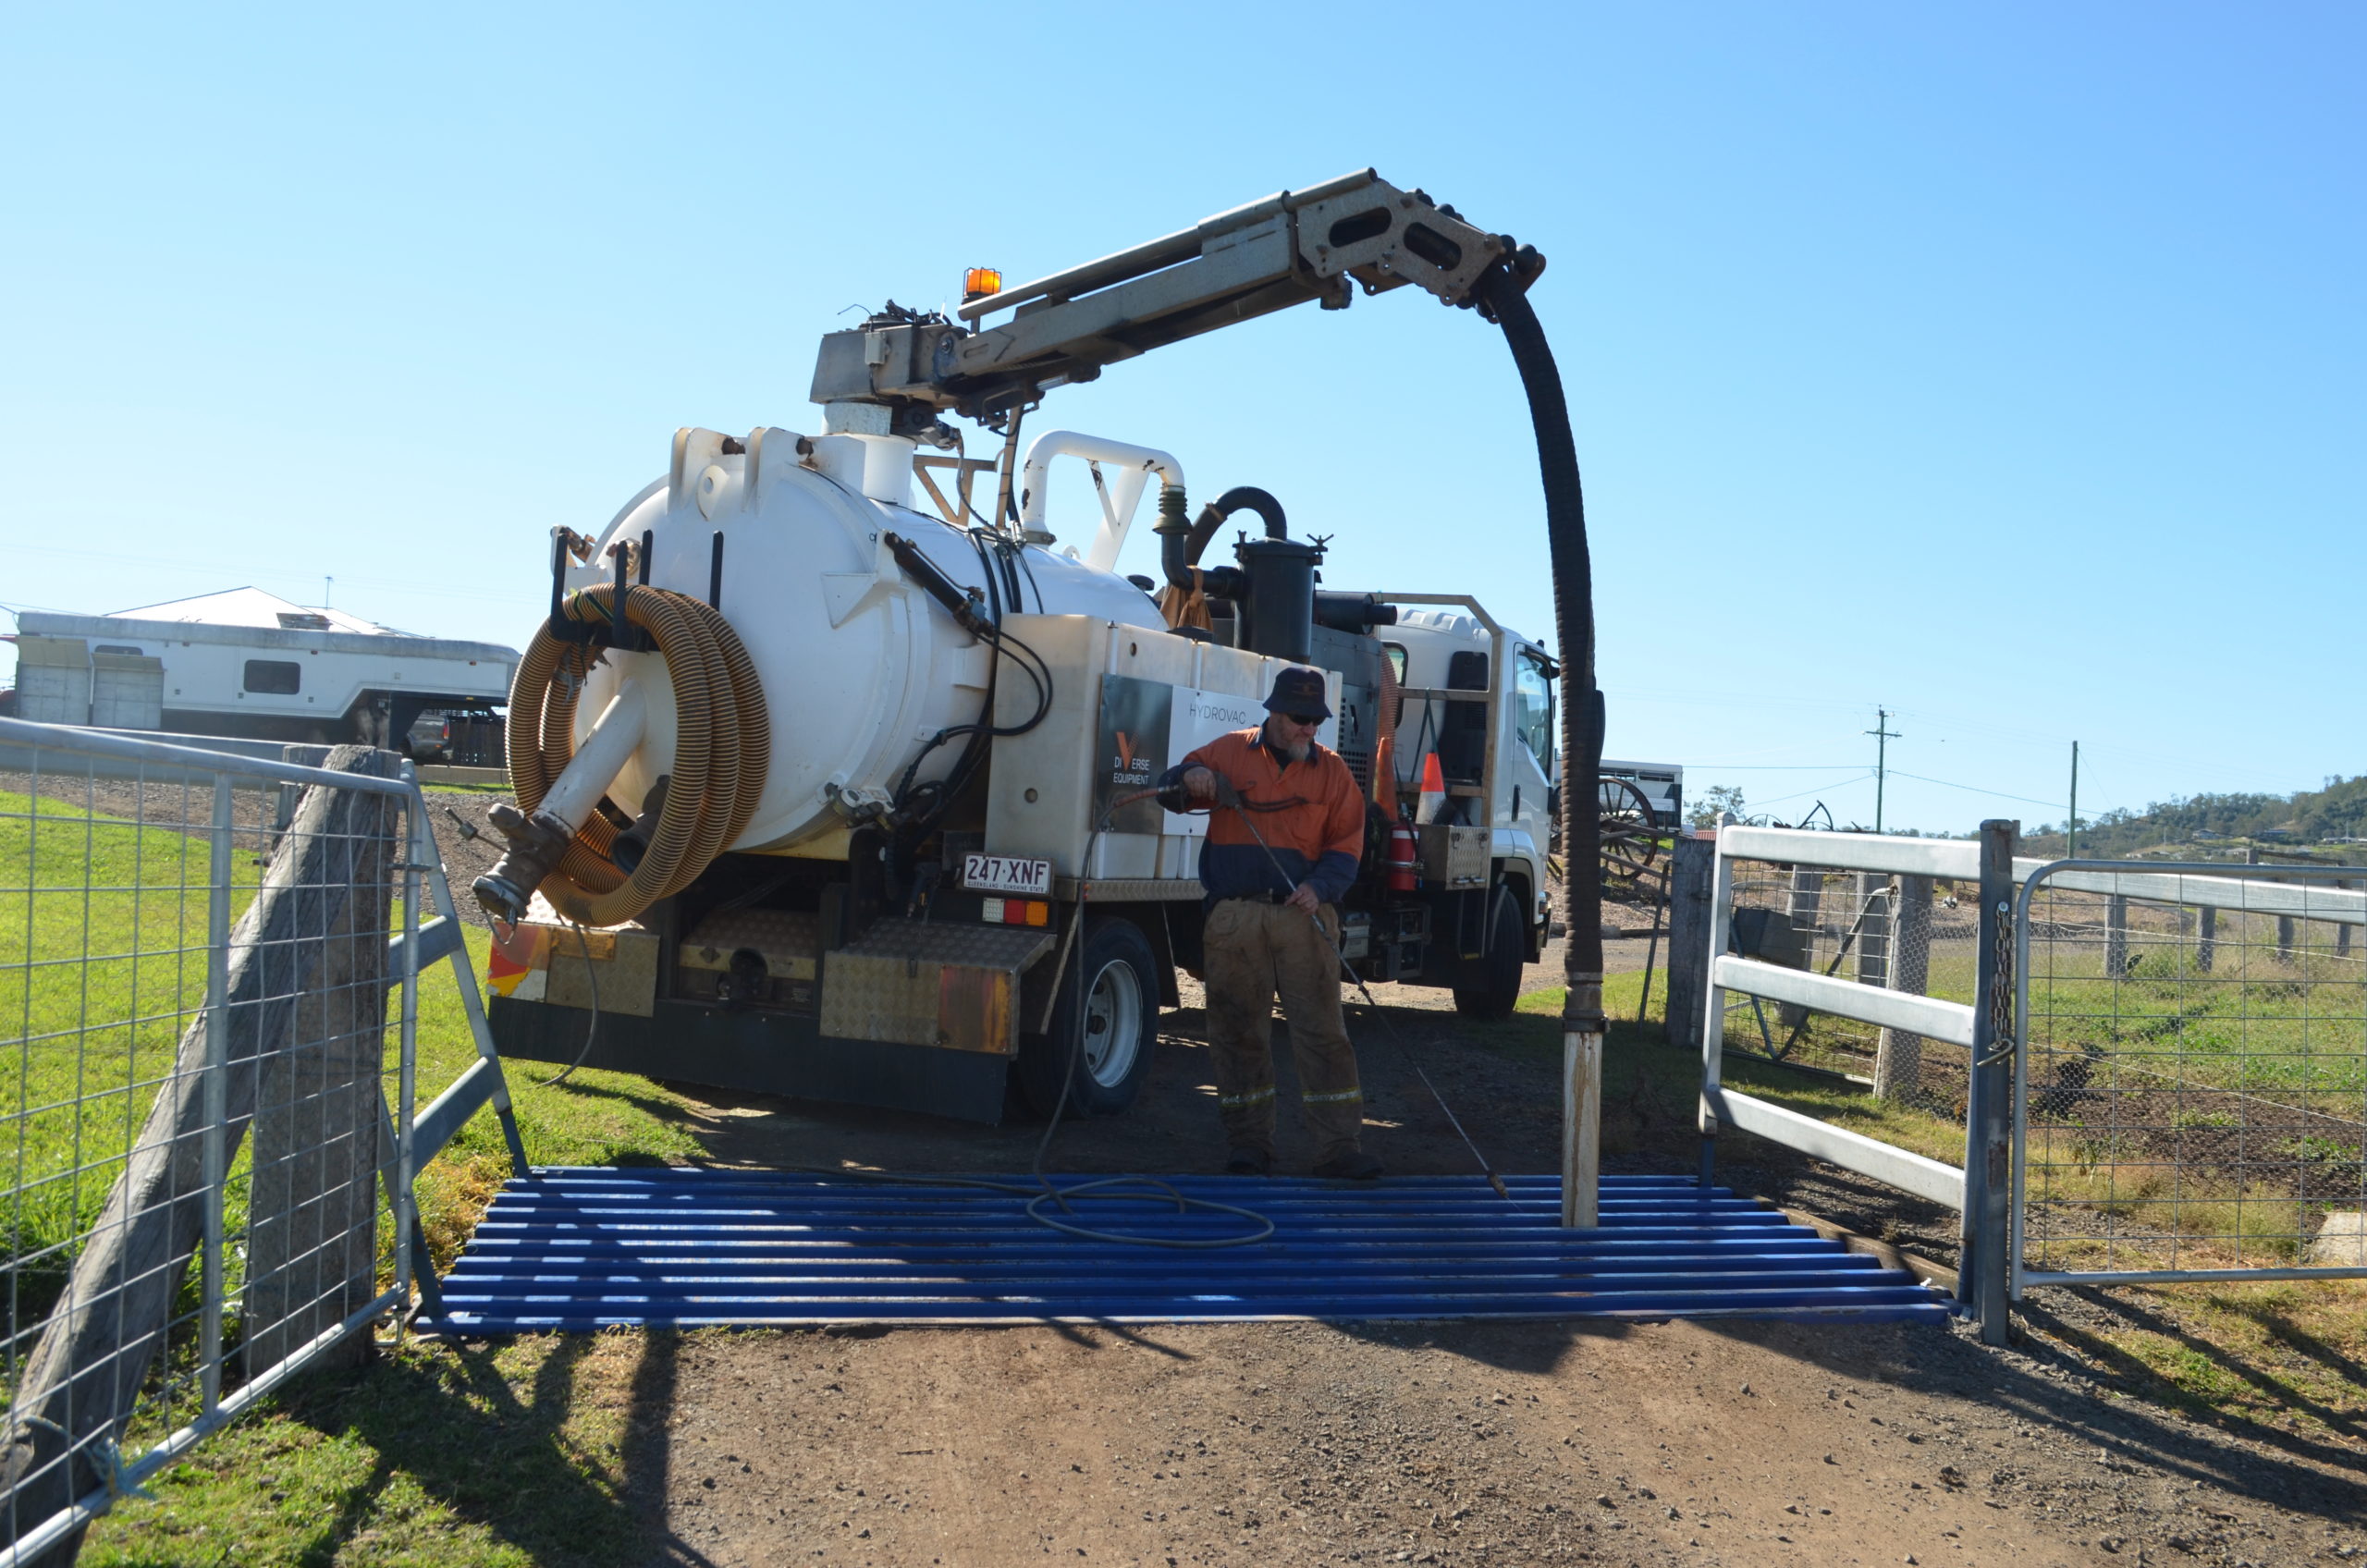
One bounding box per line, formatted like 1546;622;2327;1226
1150;776;1515;1201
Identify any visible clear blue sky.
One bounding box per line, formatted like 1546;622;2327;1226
5;4;2359;835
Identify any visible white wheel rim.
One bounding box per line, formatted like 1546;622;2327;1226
1081;958;1145;1089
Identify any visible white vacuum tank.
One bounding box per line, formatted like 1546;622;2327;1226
564;424;1163;856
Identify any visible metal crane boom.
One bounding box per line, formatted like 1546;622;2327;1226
809;168;1544;426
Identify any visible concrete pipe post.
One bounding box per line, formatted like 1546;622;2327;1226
1781;865;1823;1031
1873;874;1933;1103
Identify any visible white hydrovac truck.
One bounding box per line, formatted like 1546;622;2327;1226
477;169;1608;1123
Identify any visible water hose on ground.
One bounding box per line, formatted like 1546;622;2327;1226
483;582;769;928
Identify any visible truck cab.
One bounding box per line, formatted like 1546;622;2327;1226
1328;597;1556;1017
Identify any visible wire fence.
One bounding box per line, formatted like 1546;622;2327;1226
2016;862;2367;1285
0;720;432;1564
1720;854;1980;1112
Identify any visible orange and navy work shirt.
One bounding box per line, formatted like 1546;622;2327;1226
1159;727;1366;906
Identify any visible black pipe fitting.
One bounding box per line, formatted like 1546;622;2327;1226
473;801;577;926
1151;484;1195;590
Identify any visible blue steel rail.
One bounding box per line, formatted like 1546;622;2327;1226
427;1170;1951;1330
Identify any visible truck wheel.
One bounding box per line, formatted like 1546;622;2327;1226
1021;916;1159;1118
1453;885;1526;1020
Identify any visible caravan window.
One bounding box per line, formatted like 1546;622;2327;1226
243;660;301;695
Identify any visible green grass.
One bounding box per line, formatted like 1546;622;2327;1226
81;1329;672;1568
407;923;709;1268
0;790;270;1305
1;787;714;1563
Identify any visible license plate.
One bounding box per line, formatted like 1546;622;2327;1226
963;852;1053;896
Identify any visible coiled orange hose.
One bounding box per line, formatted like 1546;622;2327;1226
505;582;769;926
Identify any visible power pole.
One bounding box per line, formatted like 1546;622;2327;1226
1866;707;1901;832
2067;741;2079;857
324;575;333;609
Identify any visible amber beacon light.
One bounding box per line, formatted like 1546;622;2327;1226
962;266;1003;304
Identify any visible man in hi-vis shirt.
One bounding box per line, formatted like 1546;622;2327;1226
1162;667;1381;1180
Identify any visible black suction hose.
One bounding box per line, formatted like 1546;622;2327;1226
1184;504;1225;566
1208;485;1288;540
1475;263;1605;1034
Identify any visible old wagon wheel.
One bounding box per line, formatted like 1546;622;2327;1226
1596;776;1662;900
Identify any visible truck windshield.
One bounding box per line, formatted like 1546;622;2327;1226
1515;650;1554;770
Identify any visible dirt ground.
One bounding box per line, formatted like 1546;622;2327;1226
644;1313;2361;1568
596;939;2362;1568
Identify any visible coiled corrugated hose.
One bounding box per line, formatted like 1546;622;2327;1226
507;582;770;927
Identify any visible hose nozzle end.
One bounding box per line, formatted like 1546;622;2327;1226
472;872;533;928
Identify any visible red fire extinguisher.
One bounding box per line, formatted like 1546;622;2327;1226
1385;822;1420;892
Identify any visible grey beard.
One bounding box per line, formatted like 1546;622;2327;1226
1264;721;1310;763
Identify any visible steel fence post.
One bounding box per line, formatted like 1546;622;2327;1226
1959;818;2017;1344
2009;862;2042;1304
394;778;423;1338
199;775;233;1415
1698;820;1736;1187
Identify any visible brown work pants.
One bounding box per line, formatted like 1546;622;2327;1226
1201;899;1365;1164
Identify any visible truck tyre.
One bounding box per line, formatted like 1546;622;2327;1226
1453;884;1526;1020
1020;916;1159;1118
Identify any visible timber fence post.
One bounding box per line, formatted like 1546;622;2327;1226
1662;833;1715;1052
1958;819;2017;1346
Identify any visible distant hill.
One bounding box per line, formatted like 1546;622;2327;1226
2017;775;2367;860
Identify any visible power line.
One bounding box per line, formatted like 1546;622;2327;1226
1753;773;1876;808
1885;768;2108;815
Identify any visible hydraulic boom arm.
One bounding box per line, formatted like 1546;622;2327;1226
809;169;1545;425
811;166;1609;1218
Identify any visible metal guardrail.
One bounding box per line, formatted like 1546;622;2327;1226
0;716;524;1564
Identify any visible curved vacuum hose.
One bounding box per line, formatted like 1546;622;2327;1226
1208;484;1288;540
1474;264;1604;1034
1157;484;1291;589
491;582;771;927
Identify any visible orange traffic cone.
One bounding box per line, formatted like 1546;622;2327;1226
1416;750;1446;825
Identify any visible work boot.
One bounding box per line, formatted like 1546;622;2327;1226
1310;1151;1383;1181
1224;1146;1272;1177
